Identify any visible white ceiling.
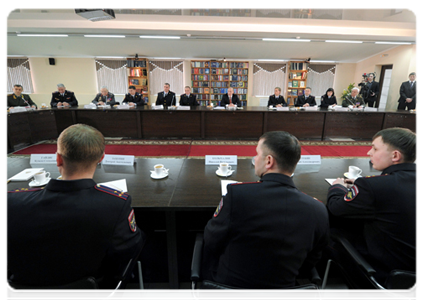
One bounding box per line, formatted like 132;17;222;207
7;9;416;63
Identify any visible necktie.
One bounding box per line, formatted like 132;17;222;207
410;81;414;88
229;97;232;104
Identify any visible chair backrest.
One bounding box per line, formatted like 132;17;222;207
385;270;416;289
199;280;320;300
5;277;100;300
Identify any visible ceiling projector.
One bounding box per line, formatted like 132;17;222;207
75;9;115;22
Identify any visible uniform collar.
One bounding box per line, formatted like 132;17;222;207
46;178;96;192
260;173;296;189
382;163;415;175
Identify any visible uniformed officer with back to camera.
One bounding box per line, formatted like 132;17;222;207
8;124;144;288
326;127;416;286
202;131;329;288
7;84;37;109
50;83;78;108
179;86;199;106
156;83;176;107
123;85;145;107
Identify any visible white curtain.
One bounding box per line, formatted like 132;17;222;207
307;66;336;97
95;60;127;94
149;61;184;95
7;59;34;93
253;64;286;96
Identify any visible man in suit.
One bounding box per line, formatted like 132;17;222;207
7;84;37;109
220;87;241;107
397;72;416;110
342;87;365;108
202;131;329;288
359;73;379;107
50;83;78;108
156;83;176;106
179;86;199;106
92;86;116;106
295;87;316;107
267;87;286;107
123;85;144;107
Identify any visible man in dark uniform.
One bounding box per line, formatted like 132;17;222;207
219;87;241;107
122;85;145;107
295;87;316;107
50;83;78;108
155;83;176;106
92;86;116;106
202;131;329;288
359;73;379;107
267;87;286;107
179;86;199;106
8;124;144;288
7;84;37;109
397;72;416;110
326;127;416;286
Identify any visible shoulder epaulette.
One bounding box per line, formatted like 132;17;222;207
8;187;44;193
365;174;388;178
232;181;261;186
95;184;129;200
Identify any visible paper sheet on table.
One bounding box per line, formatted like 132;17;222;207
99;179;128;192
221;180;238;196
8;168;44;181
325;178;337;185
213;106;225;110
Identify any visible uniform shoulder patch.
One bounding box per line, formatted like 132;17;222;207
95;184;129;200
213;198;224;217
128;209;137;232
344;185;359;202
8;187;44;193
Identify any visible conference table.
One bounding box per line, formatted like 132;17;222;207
7;106;415;152
7;155;381;288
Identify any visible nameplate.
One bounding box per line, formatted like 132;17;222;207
276;107;289;111
297;155;321;165
9;107;28;113
213;106;225;110
304;106;318;110
84;104;96;109
102;154;135;166
334;107;348;111
364;107;378;112
205;155;237;165
117;105;130;109
177;106;190;110
30;154;57;164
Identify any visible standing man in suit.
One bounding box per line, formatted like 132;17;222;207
267;87;286;107
359;73;379;107
123;86;144;107
7;84;37;109
295;87;316;107
220;87;241;107
397;72;416;110
92;86;116;106
50;84;78;108
156;83;176;107
179;86;199;106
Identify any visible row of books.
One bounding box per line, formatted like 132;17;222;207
191;68;249;75
211;81;229;87
192;75;209;81
192;88;210;94
136;89;148;94
209;75;248;81
288;80;305;88
192;81;210;87
191;61;249;69
229;81;247;88
287;89;304;96
129;79;148;86
289;72;307;79
290;62;308;71
127;60;147;68
129;69;148;77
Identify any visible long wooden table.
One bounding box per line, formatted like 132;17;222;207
7;106;416;151
8;156;380;288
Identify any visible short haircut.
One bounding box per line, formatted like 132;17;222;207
58;124;105;171
14;84;23;89
185;86;191;89
275;87;281;92
164;83;170;87
100;86;108;91
373;128;416;163
352;87;360;92
305;87;312;91
128;85;136;90
259;131;301;173
57;83;65;88
228;87;234;91
409;72;416;76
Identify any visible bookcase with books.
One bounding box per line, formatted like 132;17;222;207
286;61;308;106
127;58;149;101
191;60;249;106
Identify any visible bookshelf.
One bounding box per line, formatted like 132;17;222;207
191;60;249;106
127;58;149;101
286;61;308;106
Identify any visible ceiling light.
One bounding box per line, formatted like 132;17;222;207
325;40;363;44
139;35;180;39
17;34;69;37
310;60;336;63
257;59;286;62
375;41;412;45
263;38;310;42
84;35;125;38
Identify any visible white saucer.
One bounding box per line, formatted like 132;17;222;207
344;172;362;179
216;169;234;177
150;171;169;179
29;177;51;187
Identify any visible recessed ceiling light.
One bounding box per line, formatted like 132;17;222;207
262;38;311;42
375;41;412;45
17;34;69;37
84;35;125;38
139;35;180;39
325;40;363;44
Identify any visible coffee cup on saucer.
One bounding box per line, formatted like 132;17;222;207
218;163;232;175
348;166;362;178
33;171;51;185
154;164;168;176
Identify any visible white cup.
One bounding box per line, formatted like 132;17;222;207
33;171;50;184
218;163;232;175
154;164;168;176
348;166;362;177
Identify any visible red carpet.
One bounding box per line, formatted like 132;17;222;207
11;141;372;158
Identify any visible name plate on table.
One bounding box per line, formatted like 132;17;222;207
102;154;135;166
297;155;321;165
304;106;318;110
30;154;57;164
177;106;190;110
117;105;130;109
276;107;289;111
334;106;348;111
364;107;378;112
205;155;237;165
151;105;164;110
84;104;96;109
9;107;28;113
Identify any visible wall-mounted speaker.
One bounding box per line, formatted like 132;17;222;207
49;58;55;65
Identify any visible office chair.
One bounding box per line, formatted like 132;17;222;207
322;232;415;289
191;234;323;300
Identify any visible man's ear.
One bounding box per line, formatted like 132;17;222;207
98;152;105;164
392;150;403;163
265;154;276;170
56;152;64;167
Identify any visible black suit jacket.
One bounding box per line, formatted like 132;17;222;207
179;94;199;106
156;91;176;106
7;94;37;108
398;81;416;104
319;95;337;108
203;173;329;288
360;81;380;102
295;95;316;107
220;94;241;107
50;90;78;107
123;92;145;106
267;95;286;107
